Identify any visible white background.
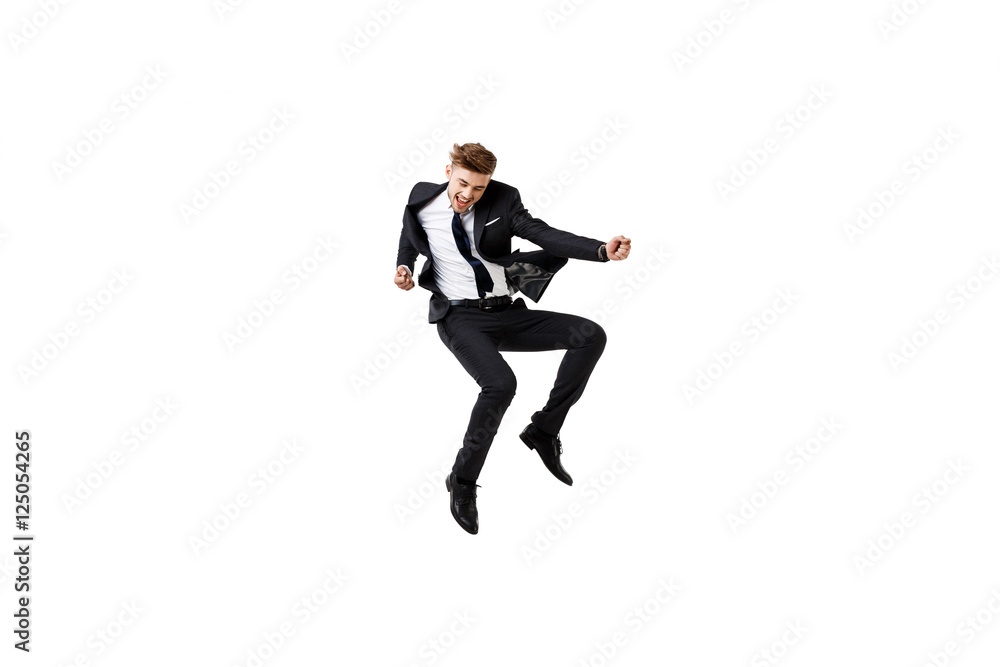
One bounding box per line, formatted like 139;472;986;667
2;0;999;665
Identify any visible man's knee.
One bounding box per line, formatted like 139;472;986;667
591;322;607;350
483;371;517;404
569;319;607;350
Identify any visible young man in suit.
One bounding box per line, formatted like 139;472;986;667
393;142;631;534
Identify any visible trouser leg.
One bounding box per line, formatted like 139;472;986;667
437;311;516;481
498;306;607;436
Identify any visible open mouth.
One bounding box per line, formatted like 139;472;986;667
456;195;471;208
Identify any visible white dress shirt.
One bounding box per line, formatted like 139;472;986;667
402;188;511;300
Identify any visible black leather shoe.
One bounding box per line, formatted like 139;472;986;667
520;423;573;485
445;472;479;534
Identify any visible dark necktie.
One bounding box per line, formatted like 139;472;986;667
451;211;494;298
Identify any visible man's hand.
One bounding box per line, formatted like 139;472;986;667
606;235;631;261
394;266;414;290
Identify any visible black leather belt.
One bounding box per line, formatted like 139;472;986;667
448;295;513;311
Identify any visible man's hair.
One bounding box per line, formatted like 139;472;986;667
449;142;497;176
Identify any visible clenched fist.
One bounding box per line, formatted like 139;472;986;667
394;265;414;290
607;235;631;261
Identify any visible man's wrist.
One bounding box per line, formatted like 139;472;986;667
597;244;609;262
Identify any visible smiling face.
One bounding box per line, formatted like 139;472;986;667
445;163;490;213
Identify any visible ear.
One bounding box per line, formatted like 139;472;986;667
445;163;452;179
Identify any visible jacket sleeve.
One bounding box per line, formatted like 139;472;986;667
396;225;418;274
395;184;422;273
507;187;606;261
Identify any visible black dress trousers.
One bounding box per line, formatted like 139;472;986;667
435;297;607;481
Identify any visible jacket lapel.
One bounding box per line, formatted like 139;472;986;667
403;182;448;250
473;197;488;249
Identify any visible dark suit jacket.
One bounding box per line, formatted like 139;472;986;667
396;180;606;322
